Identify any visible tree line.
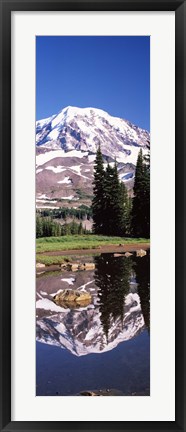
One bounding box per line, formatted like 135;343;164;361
37;205;92;220
36;217;90;238
92;146;150;238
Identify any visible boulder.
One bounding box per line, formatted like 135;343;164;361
124;252;133;257
136;249;147;257
53;289;92;308
79;391;99;396
66;262;95;271
36;263;45;269
79;388;124;396
78;264;85;271
61;263;68;268
114;253;124;257
84;263;95;270
77;263;95;271
67;263;79;271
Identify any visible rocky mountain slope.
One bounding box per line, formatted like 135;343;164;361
36;106;150;209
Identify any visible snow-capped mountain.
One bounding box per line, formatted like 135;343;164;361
36;106;149;157
36;106;150;208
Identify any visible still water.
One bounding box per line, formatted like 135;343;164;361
36;251;150;396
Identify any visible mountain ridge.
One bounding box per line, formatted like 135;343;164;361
36;106;150;209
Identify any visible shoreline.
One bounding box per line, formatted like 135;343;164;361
38;242;150;257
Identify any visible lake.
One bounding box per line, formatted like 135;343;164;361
36;251;150;396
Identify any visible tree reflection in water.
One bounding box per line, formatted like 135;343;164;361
94;252;150;341
94;254;133;341
133;252;150;332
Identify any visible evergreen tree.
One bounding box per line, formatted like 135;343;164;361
36;216;43;238
119;182;131;236
132;148;144;236
92;148;133;237
111;161;125;236
103;164;115;235
78;221;83;235
104;161;125;236
92;145;105;234
132;149;150;238
143;153;150;238
126;195;132;236
71;219;78;235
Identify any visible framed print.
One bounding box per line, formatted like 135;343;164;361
0;0;185;431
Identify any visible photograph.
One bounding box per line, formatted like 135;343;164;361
1;0;185;427
36;35;150;397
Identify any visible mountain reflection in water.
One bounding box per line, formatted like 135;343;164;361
36;252;150;395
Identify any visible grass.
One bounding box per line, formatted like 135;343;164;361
36;255;70;265
36;234;150;254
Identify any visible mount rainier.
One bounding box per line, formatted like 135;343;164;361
36;106;150;209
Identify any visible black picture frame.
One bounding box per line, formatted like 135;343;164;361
0;0;185;431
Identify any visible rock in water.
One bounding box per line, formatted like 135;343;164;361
78;388;124;396
36;263;45;268
84;263;95;270
67;263;95;271
53;289;92;308
136;249;147;257
70;264;79;271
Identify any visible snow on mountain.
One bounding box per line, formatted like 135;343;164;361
36;106;150;208
36;106;149;160
36;291;144;356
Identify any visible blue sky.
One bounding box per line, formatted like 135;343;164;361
36;36;150;131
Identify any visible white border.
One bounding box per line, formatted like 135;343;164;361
11;11;175;422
